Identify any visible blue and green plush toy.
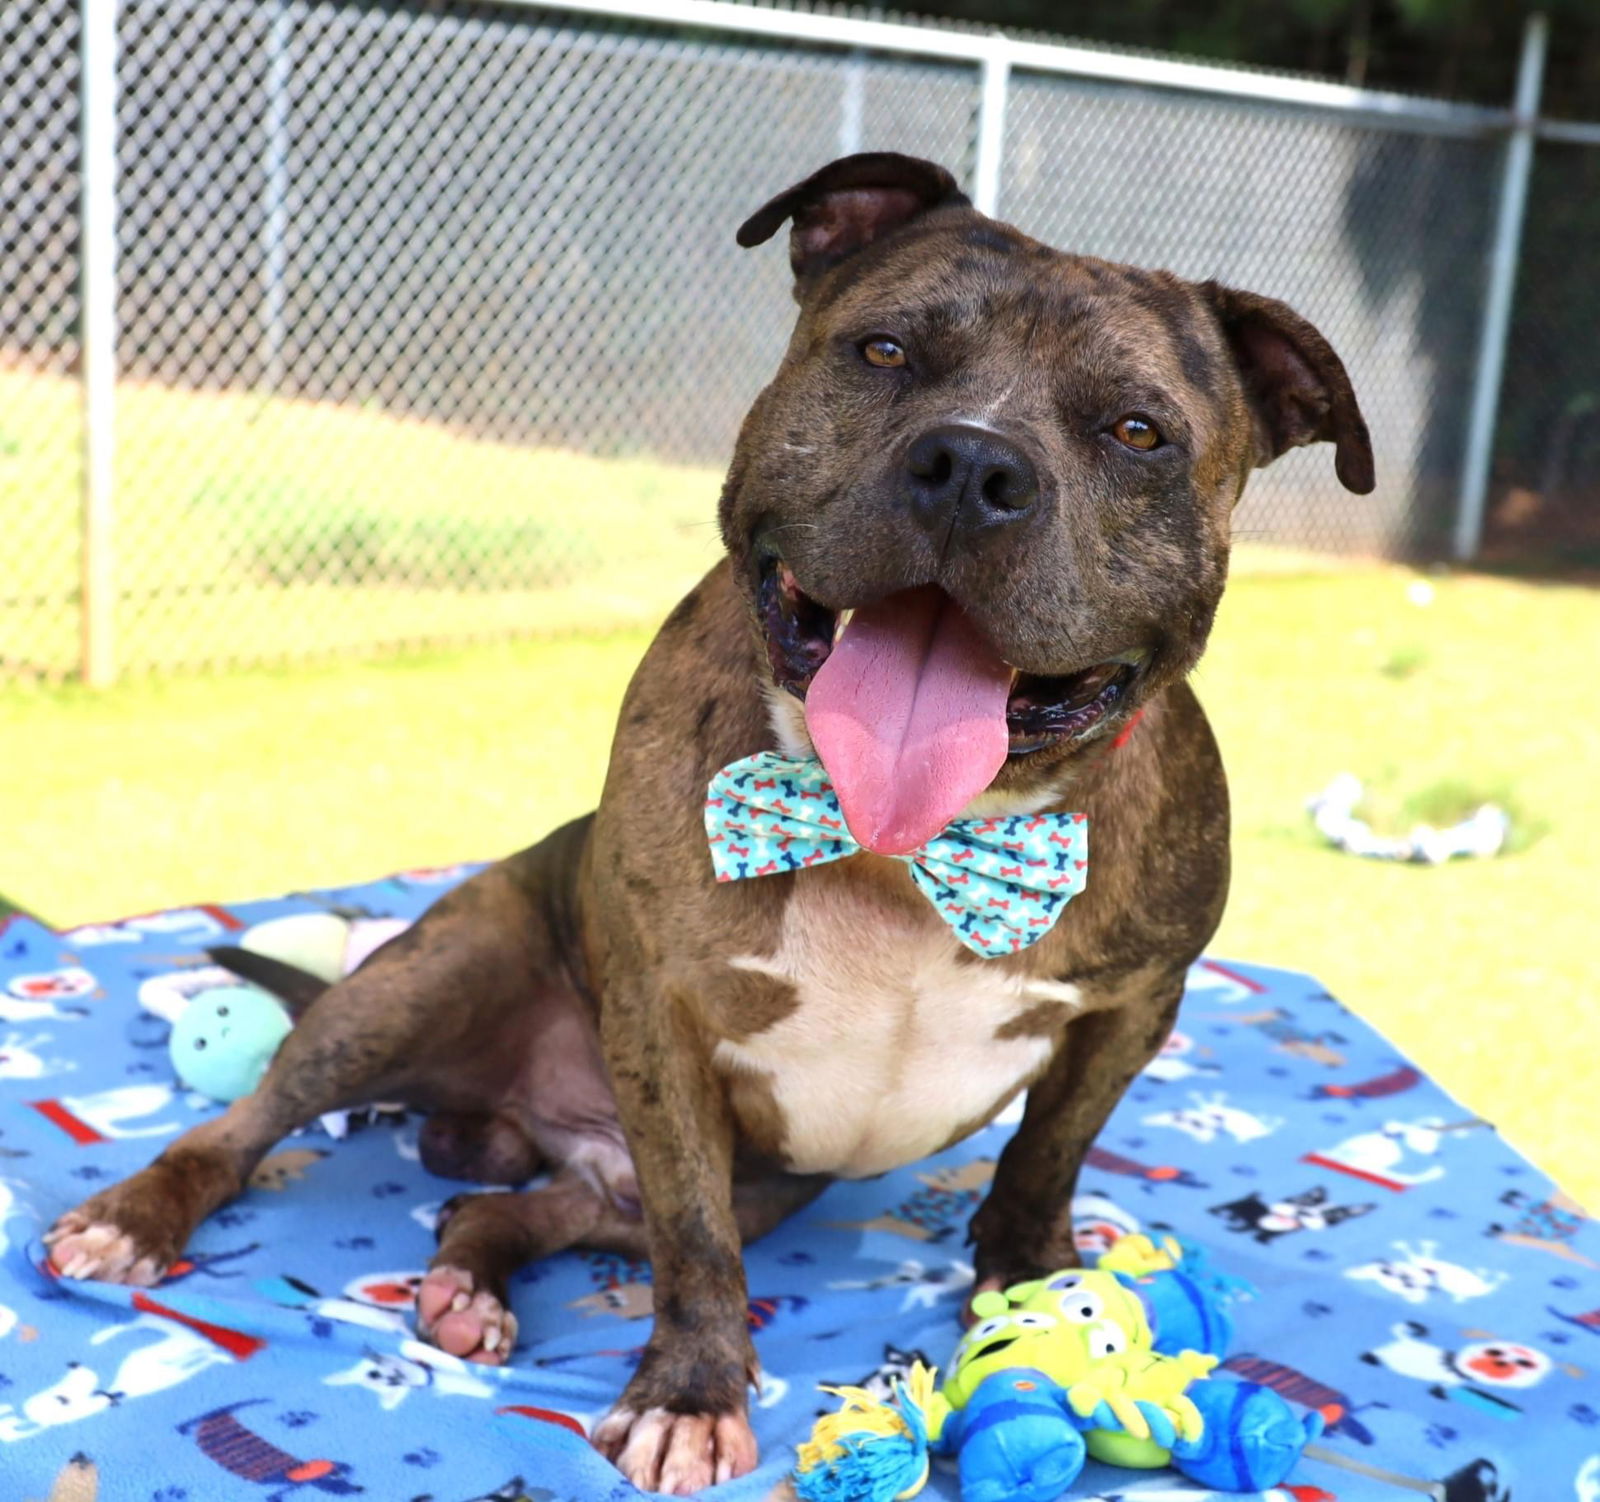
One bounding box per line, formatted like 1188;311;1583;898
167;984;294;1101
161;912;409;1102
794;1236;1319;1502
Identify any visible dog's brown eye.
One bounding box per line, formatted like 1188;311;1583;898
1111;415;1161;451
862;339;906;369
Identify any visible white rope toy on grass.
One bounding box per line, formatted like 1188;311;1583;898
1307;773;1511;864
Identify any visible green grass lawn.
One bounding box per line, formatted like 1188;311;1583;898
0;369;725;676
3;563;1596;1210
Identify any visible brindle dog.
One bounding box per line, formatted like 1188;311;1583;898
47;154;1372;1494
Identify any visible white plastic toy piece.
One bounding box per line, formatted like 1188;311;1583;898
1306;775;1510;864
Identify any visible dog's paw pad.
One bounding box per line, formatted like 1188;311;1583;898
46;1220;165;1286
416;1264;473;1325
594;1406;757;1494
417;1266;515;1364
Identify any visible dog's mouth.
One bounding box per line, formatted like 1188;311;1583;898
758;554;1143;853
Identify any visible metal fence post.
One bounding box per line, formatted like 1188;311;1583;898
838;52;865;156
262;0;291;391
1453;11;1547;562
973;36;1010;216
79;0;118;686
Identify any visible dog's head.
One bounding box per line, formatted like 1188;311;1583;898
722;152;1373;854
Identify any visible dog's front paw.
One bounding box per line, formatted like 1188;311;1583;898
593;1331;760;1494
416;1264;517;1365
592;1405;758;1495
44;1179;190;1285
969;1191;1081;1286
44;1212;167;1285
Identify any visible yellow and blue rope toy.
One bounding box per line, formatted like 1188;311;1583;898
793;1361;941;1502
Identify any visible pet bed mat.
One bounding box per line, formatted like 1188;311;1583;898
2;866;1596;1501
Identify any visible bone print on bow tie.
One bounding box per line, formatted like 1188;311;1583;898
704;751;1088;957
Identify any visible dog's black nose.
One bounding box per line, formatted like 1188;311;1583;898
903;425;1038;549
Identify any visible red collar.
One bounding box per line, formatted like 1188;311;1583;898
1110;707;1147;751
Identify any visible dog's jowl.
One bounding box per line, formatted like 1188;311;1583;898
48;154;1372;1494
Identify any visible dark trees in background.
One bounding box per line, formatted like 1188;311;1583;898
906;0;1600;118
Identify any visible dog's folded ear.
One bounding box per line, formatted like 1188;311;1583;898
1200;282;1376;495
737;153;969;299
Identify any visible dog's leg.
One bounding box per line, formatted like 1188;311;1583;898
419;1168;827;1369
420;1169;610;1364
45;857;564;1285
579;977;797;1495
968;971;1184;1292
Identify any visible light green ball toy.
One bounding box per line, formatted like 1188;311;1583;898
169;985;293;1102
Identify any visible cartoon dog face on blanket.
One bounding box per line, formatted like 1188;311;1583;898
1361;1321;1554;1393
1071;1194;1141;1259
1142;1090;1282;1145
324;1340;494;1410
1306;1116;1468;1191
1345;1241;1509;1306
0;966;97;1024
0;1361;106;1437
1209;1186;1374;1244
825;1257;973;1310
0;1315;233;1441
0;1031;74;1080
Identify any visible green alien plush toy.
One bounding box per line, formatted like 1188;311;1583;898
794;1265;1321;1502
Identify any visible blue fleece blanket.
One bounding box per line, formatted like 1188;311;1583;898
2;867;1597;1502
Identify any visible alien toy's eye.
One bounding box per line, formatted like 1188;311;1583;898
217;1005;230;1016
1046;1272;1084;1292
1011;1311;1058;1332
953;1313;1015;1366
861;338;907;369
194;1038;208;1050
1057;1287;1104;1324
1110;414;1162;450
957;1315;1009;1355
1087;1320;1128;1359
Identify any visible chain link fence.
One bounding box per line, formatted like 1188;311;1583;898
1482;138;1600;567
1;0;1593;682
1000;79;1497;559
1;0;82;679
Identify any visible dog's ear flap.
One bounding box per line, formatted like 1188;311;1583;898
737;153;968;299
1200;282;1376;495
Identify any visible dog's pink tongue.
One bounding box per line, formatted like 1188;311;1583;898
805;585;1012;856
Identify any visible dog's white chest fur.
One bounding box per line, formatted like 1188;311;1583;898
713;876;1080;1178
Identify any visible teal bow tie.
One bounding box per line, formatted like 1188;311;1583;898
704;752;1088;957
